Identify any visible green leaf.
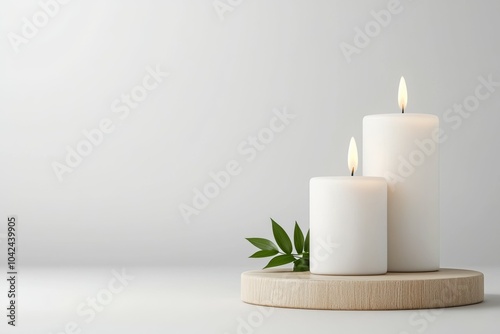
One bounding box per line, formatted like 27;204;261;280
271;219;292;254
293;221;304;254
249;249;279;258
264;254;296;269
304;229;310;253
246;238;278;251
293;258;309;272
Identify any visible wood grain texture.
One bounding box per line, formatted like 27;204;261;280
241;268;483;310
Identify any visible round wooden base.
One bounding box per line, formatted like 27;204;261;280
241;268;483;310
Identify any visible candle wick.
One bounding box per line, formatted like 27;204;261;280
351;167;354;176
402;106;405;114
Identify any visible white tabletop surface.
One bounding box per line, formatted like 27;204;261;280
2;266;499;334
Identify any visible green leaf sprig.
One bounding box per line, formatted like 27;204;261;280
246;219;309;272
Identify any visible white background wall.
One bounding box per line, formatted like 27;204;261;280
0;0;498;268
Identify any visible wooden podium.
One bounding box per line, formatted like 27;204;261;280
241;268;484;310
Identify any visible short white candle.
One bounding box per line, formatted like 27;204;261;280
363;77;440;272
310;138;387;275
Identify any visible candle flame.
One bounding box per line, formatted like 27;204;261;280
398;76;407;113
348;137;358;176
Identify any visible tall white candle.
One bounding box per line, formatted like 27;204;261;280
363;77;440;272
310;138;387;275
